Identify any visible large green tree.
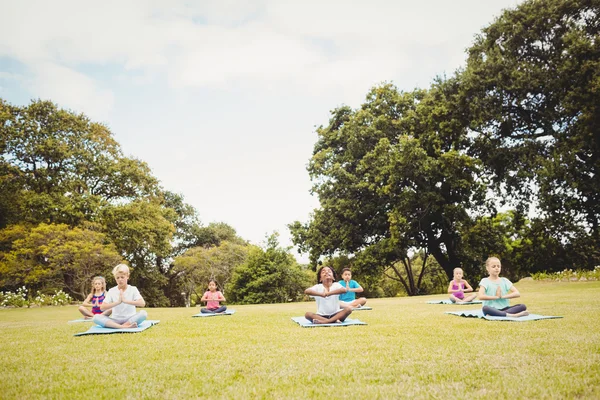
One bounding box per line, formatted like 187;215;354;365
0;99;158;228
290;81;491;292
462;0;600;268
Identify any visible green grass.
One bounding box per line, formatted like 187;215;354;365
1;280;599;399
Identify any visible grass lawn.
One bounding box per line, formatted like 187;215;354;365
1;280;599;399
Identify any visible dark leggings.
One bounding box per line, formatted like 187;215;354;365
482;304;527;317
201;306;227;313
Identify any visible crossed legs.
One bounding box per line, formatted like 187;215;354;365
305;308;352;324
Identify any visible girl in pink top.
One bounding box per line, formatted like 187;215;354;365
200;280;227;314
448;267;477;303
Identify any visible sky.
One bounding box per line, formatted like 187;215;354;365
0;0;523;262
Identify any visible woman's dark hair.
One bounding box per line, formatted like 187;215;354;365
341;267;352;274
316;266;337;283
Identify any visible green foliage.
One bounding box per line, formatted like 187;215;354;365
532;266;600;281
173;240;250;306
0;223;121;298
0;286;29;307
292;0;600;286
0;287;72;307
463;0;600;265
0;99;159;228
227;233;314;304
291;82;494;290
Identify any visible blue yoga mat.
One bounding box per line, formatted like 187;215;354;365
445;309;563;321
192;310;235;317
74;320;160;336
291;317;367;327
427;299;482;305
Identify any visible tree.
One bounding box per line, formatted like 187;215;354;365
172;240;250;306
100;199;176;306
0;223;121;298
227;233;313;304
0;99;158;228
290;81;492;291
462;0;600;268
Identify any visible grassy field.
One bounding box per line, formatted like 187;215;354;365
1;280;599;399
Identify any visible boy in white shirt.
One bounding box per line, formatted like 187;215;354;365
93;264;147;329
304;266;352;324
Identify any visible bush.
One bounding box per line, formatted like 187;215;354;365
531;267;600;282
1;287;72;308
0;286;29;307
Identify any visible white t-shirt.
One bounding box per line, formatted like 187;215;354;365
105;285;142;319
309;282;343;315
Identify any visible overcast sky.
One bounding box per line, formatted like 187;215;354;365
0;0;522;262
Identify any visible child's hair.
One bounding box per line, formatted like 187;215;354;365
485;257;500;268
88;276;106;296
112;263;130;276
453;267;463;274
341;267;352;274
316;266;337;283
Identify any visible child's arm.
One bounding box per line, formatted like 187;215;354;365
447;282;458;294
477;285;500;300
349;281;364;293
100;296;119;311
122;290;145;307
305;287;325;297
463;280;474;293
218;292;226;302
500;285;520;299
200;292;209;302
81;294;94;307
325;284;348;296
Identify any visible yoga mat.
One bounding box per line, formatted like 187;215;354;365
445;309;563;321
192;310;235;317
426;299;482;305
291;317;367;327
68;318;94;323
352;306;373;310
74;320;160;336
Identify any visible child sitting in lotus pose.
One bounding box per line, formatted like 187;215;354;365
200;279;227;314
93;264;147;329
304;266;352;324
447;267;477;304
478;257;528;318
78;276;111;319
338;268;367;308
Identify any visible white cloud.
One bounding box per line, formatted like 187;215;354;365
26;62;114;121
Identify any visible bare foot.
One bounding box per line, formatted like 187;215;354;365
84;316;93;320
122;321;138;328
508;311;529;318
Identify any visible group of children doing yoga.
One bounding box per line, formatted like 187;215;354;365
78;256;528;329
448;257;528;317
78;264;228;329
